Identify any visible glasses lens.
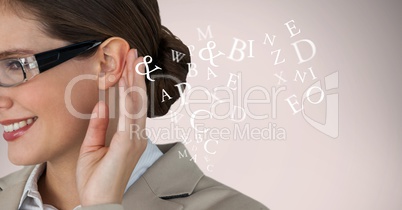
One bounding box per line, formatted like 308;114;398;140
0;59;25;86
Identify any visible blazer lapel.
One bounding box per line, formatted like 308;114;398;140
0;143;202;210
0;166;34;209
122;142;204;210
122;177;184;210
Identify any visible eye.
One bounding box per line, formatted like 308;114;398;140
5;60;23;72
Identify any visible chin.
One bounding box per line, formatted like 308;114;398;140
8;156;37;166
7;148;44;166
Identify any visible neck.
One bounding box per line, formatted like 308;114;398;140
38;148;81;209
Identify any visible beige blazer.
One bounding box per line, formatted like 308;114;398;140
0;142;268;210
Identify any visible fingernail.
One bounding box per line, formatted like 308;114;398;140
134;49;138;58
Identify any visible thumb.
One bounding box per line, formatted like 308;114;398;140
80;101;109;154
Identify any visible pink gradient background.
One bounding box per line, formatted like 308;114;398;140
1;1;402;209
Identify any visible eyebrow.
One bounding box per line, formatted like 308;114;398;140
0;49;36;60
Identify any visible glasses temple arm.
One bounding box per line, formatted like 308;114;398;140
34;41;102;72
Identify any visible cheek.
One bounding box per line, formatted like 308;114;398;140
8;63;100;164
43;64;100;134
36;62;100;121
68;76;101;116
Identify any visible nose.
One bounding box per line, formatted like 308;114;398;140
0;95;13;110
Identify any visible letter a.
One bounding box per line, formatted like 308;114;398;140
162;89;173;102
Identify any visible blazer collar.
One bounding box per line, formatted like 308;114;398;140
0;166;35;210
122;142;204;210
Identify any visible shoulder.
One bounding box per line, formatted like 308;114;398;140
0;166;33;191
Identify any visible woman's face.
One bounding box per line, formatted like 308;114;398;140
0;12;100;165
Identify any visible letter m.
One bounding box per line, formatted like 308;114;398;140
178;150;188;159
197;25;213;41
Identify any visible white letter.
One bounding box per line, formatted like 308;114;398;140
271;49;286;65
187;63;198;77
306;86;325;104
178;150;188;159
285;95;303;115
175;82;191;98
197;25;213;41
171;50;186;63
187;45;195;56
207;67;218;80
309;67;318;80
161;89;172;102
248;40;255;58
294;70;307;83
284;20;301;38
204;139;219;155
228;38;247;62
291;39;316;64
190;110;212;133
274;71;287;85
227;73;240;90
294;67;318;83
263;34;276;46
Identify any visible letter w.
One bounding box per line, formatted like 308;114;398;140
172;50;186;63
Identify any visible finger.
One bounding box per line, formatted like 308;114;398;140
132;56;147;92
128;49;138;88
125;49;136;86
117;77;145;135
116;49;134;132
80;101;109;154
117;50;147;135
131;56;148;123
124;49;138;109
118;77;129;133
124;56;147;130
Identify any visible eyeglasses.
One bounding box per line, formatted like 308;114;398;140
0;40;102;87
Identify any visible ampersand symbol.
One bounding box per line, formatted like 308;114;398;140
199;41;225;67
135;55;162;82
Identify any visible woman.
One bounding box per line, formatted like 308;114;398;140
0;0;268;209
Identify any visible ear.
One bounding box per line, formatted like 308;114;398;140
96;37;131;90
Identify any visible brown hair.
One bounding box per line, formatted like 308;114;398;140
3;0;190;118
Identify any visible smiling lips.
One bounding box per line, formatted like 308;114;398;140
1;117;37;141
